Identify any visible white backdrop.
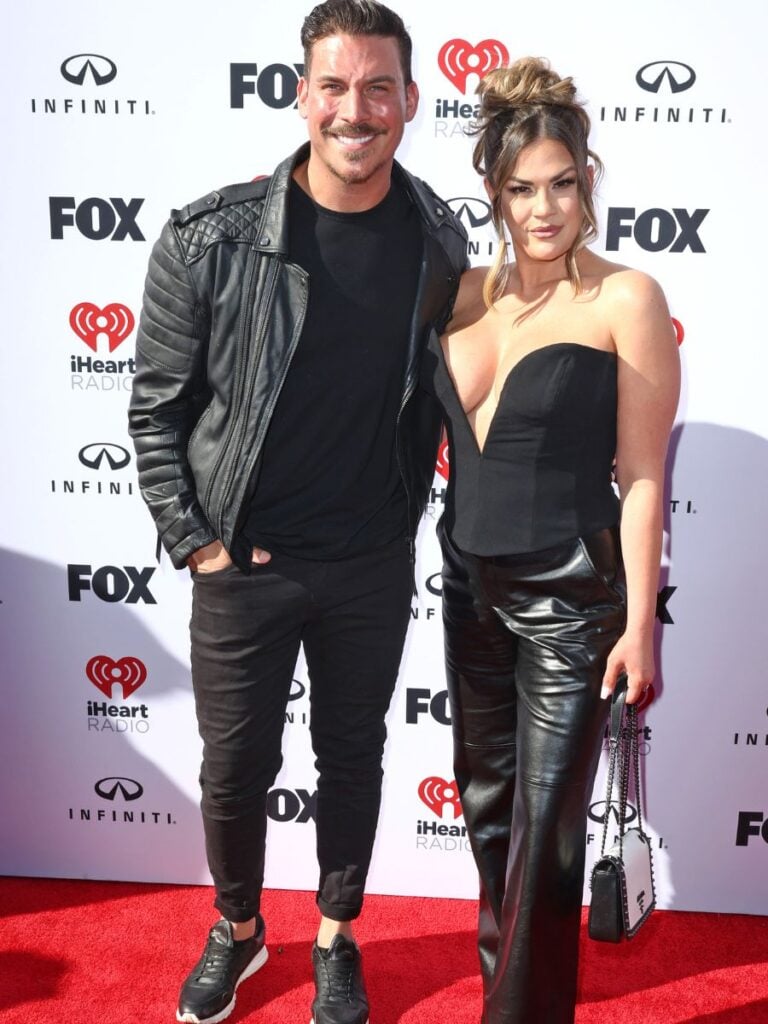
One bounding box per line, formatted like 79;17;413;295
2;0;767;916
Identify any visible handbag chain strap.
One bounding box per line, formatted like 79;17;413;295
630;704;644;835
598;679;644;859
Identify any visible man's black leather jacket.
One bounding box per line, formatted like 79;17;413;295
128;144;467;571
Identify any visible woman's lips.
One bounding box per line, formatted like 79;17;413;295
529;225;562;238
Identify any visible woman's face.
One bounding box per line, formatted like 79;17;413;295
490;137;590;263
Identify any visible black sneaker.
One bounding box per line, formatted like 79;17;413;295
310;934;369;1024
176;919;268;1024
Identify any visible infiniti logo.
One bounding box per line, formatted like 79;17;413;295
289;678;306;702
588;800;638;826
635;60;696;94
61;54;117;87
94;777;143;802
447;197;492;229
78;443;131;471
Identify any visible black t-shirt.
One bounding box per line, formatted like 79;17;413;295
243;178;422;559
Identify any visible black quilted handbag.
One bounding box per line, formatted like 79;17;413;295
588;679;656;942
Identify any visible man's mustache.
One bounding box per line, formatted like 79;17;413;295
322;125;385;139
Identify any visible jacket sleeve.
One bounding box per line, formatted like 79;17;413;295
128;220;218;568
435;217;470;335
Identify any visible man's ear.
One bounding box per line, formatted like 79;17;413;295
296;77;309;119
405;81;419;123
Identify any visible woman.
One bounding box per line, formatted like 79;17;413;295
431;59;680;1023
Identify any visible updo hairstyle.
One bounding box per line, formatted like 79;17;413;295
470;57;603;306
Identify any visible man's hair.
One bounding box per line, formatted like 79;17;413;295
301;0;413;85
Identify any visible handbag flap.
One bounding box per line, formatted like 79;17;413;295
618;828;656;935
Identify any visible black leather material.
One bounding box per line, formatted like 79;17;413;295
177;917;267;1020
588;861;624;942
440;522;626;1024
128;144;467;570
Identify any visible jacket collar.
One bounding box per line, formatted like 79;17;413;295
255;142;452;255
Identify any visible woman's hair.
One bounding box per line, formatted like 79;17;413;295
469;57;603;306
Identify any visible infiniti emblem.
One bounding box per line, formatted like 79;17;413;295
635;60;696;94
60;54;117;87
447;197;492;229
94;777;143;802
78;443;131;471
289;678;306;701
588;800;639;826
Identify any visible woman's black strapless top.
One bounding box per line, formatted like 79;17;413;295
426;335;620;556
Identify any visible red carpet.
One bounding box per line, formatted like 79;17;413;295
1;878;766;1023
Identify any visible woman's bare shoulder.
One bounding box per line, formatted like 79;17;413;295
588;258;675;358
586;254;667;310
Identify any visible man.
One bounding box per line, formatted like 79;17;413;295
128;2;466;1022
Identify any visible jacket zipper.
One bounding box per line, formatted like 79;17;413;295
215;257;281;536
202;255;259;516
201;254;264;524
396;247;431;562
228;263;309;541
396;377;418;563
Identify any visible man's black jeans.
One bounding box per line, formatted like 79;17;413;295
189;538;412;923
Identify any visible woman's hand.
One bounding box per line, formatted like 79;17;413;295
601;629;654;705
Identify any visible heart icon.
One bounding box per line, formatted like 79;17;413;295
86;655;147;699
435;439;450;481
437;39;510;95
69;302;135;352
418;776;463;819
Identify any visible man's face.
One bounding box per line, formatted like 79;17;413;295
297;33;419;192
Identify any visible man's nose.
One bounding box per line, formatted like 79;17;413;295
337;87;369;122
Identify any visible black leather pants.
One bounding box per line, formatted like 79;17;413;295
440;523;626;1024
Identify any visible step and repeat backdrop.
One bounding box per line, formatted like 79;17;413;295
2;0;766;915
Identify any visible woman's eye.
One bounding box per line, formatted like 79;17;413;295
554;177;576;189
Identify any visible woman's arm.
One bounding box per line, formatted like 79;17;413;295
602;270;681;704
442;265;489;336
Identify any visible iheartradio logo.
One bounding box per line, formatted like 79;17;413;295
437;39;509;94
435;439;450;481
635;684;656;713
418;776;463;820
69;302;135;353
86;655;147;699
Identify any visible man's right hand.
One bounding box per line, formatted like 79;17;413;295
187;540;233;574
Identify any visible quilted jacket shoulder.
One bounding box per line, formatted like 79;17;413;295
409;173;467;245
170;179;271;264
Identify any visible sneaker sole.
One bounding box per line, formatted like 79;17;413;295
176;945;269;1024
